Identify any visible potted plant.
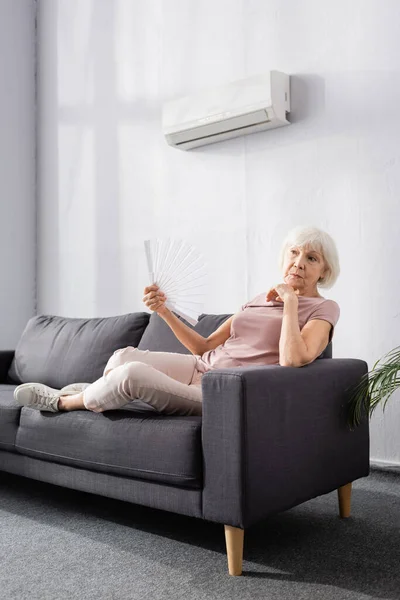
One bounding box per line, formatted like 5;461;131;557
347;345;400;429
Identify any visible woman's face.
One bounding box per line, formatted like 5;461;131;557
283;243;327;295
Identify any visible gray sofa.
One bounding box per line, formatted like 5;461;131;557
0;309;370;576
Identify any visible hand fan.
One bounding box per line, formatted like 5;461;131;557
144;238;208;326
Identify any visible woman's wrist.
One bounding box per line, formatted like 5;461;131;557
158;307;170;319
283;294;298;310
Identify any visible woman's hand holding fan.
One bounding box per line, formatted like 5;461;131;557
142;284;168;316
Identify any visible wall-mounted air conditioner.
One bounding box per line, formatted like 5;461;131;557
162;71;290;150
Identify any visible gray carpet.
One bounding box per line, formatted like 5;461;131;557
0;467;399;600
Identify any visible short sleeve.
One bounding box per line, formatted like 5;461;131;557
240;293;263;311
307;300;340;344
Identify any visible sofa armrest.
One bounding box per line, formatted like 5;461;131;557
201;358;370;529
0;350;15;384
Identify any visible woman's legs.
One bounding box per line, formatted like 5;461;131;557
58;347;203;415
82;361;202;415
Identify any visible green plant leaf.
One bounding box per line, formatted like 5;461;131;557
346;345;400;429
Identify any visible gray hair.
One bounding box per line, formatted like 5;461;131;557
278;225;340;290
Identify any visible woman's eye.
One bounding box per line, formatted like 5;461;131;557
291;250;316;261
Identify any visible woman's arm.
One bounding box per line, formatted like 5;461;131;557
159;308;208;355
279;296;308;367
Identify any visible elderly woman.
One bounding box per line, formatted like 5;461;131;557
14;225;340;416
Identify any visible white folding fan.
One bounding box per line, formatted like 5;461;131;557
144;238;208;326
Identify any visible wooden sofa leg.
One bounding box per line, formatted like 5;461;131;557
224;525;244;576
337;482;352;518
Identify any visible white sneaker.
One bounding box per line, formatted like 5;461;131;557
13;382;74;412
60;383;90;394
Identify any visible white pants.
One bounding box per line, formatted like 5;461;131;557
82;347;204;416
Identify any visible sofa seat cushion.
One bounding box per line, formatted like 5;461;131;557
0;384;20;451
7;312;150;388
15;407;203;488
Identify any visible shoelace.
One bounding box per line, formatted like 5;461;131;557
32;386;60;408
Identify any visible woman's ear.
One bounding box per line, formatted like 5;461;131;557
320;265;329;282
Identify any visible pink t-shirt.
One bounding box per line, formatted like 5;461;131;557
192;292;340;379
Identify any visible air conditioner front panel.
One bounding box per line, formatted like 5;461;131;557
162;73;274;131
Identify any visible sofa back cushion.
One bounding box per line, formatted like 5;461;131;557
7;312;150;388
138;312;233;353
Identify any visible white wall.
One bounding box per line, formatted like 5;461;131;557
37;0;400;467
0;0;36;348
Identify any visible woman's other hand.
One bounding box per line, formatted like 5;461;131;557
143;285;168;315
266;283;298;303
